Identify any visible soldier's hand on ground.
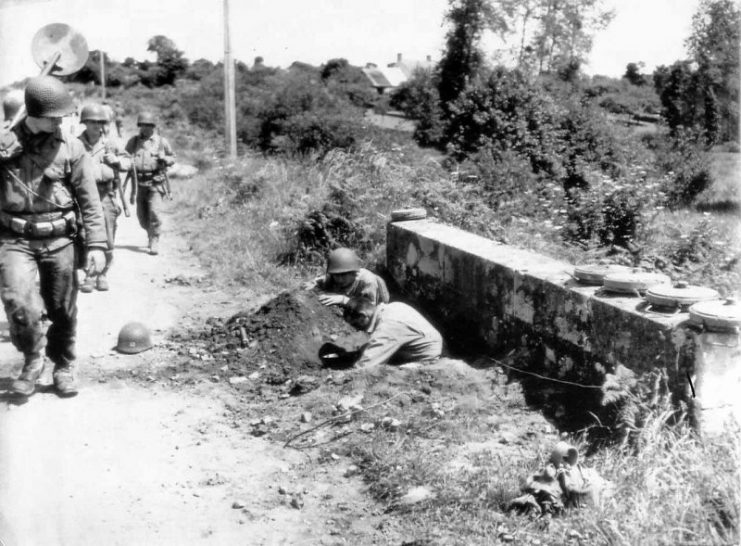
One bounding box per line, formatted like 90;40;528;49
318;294;349;307
86;249;106;275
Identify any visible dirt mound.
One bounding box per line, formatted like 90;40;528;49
171;289;368;386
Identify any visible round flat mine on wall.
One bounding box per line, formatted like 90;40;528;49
645;283;721;309
602;271;671;295
390;208;427;222
573;264;631;285
689;299;741;332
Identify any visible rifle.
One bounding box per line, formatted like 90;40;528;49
106;143;129;217
129;162;139;205
117;177;130;217
162;168;172;200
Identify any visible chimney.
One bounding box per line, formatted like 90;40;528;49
397;53;402;64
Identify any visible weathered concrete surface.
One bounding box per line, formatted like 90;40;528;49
387;219;737;432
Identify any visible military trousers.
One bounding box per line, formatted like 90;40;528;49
101;192;121;270
0;237;77;367
135;185;164;238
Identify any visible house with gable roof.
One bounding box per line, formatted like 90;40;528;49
362;53;435;94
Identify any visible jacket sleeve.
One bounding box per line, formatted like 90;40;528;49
105;138;131;172
124;136;136;156
160;137;176;167
68;138;107;249
355;321;409;368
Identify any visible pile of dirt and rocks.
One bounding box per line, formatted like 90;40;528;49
168;289;368;388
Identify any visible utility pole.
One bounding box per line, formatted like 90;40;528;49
100;50;106;99
223;0;237;159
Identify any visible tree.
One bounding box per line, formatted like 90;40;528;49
437;0;511;107
654;61;703;134
390;68;446;147
623;62;646;86
686;0;740;142
146;35;188;86
185;58;216;81
530;0;615;75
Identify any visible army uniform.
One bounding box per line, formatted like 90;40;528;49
78;104;130;291
316;268;390;305
309;248;390;307
101;102;125;139
0;76;107;396
124;113;175;255
343;299;443;368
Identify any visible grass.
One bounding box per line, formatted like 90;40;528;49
697;152;741;210
169;134;740;296
159;111;739;545
343;386;740;546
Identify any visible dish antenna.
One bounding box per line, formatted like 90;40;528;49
7;23;89;128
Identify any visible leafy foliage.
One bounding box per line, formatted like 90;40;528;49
254;72;365;155
437;0;488;107
654;0;740;144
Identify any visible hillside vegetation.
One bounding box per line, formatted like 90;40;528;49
34;0;735;295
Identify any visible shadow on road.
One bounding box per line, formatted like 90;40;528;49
115;244;150;254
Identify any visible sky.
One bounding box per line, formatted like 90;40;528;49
0;0;701;88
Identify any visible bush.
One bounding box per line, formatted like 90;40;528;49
445;67;564;175
562;166;666;250
389;69;447;148
255;73;366;156
654;128;712;208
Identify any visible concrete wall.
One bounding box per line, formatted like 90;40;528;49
386;219;739;433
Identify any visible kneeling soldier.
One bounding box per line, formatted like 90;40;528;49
78;103;130;292
0;76;107;397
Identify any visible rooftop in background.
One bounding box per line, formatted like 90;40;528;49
362;52;436;94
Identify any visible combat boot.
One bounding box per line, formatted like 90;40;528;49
80;275;95;293
53;364;79;397
10;355;45;396
149;236;159;256
96;273;109;291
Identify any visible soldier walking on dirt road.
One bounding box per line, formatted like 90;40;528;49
0;76;107;397
125;111;175;255
78;103;130;292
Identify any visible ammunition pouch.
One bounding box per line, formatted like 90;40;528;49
135;171;164;187
0;210;76;239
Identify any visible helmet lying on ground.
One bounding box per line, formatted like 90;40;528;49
116;321;153;354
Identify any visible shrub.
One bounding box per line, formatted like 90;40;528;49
389;69;447;148
445;67;564;175
256;72;365;156
562;166;666;250
654;128;712;208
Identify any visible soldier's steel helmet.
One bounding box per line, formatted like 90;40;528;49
2;89;24;121
137;111;156;126
24;76;75;118
80;103;108;123
327;248;361;274
116;322;153;354
549;441;579;467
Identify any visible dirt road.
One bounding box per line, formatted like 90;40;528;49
0;205;388;546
